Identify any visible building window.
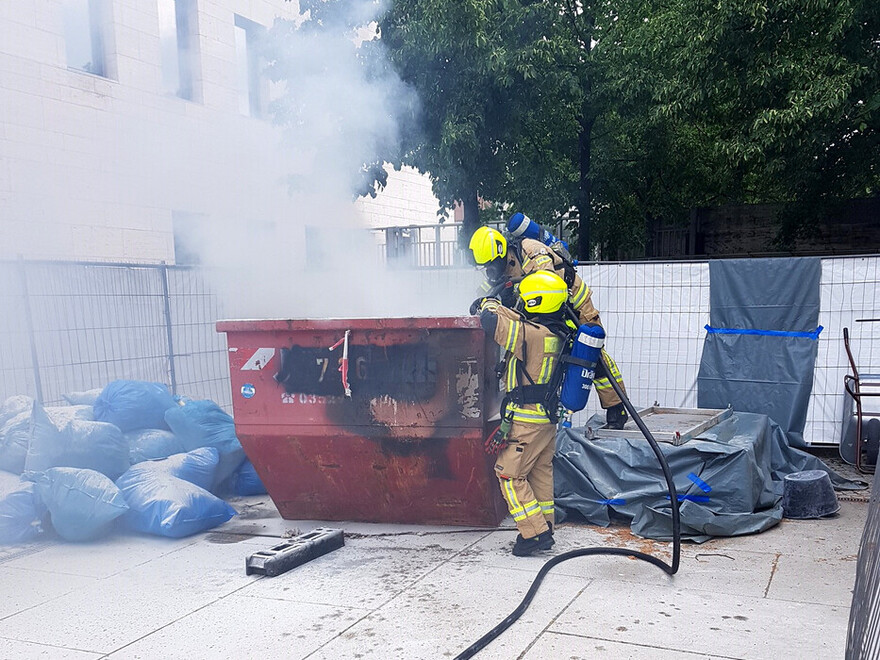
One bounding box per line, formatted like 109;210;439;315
234;15;267;117
158;0;200;101
62;0;109;77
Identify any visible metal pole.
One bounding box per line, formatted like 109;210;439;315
159;262;177;395
17;257;43;403
434;225;442;267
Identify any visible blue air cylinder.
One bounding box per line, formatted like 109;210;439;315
559;324;606;412
507;213;568;250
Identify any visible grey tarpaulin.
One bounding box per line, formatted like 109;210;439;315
554;412;865;543
697;257;822;447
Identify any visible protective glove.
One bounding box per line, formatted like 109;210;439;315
484;418;511;455
470;296;501;316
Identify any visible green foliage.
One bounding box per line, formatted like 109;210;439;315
268;0;880;257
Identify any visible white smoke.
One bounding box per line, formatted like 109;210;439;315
178;0;481;320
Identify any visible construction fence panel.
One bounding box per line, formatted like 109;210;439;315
1;255;878;442
0;261;231;411
570;256;880;446
570;261;710;428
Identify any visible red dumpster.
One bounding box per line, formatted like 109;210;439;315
216;317;508;526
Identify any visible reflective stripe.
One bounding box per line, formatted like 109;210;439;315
504;320;516;353
480;280;492;293
502;479;527;520
544;336;561;353
538;500;554;514
506;358;517;392
509;406;552;424
602;351;622;380
538;356;552;384
571;282;589;308
522;499;541;517
533;255;553;267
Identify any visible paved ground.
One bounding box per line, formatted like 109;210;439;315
0;483;870;660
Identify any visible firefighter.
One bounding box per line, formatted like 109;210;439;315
475;270;573;556
469;225;629;429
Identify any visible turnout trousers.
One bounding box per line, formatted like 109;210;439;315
493;421;556;539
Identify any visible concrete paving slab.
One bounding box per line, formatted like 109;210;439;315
549;579;850;660
0;637;102;659
240;533;484;610
766;551;858;607
0;566;96;620
105;593;365;659
0;532;197;578
521;630;736;659
308;562;592;660
695;501;868;557
0;538;259;653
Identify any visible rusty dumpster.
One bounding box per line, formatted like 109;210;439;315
216;317;508;526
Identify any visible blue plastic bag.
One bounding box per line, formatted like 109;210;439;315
62;388;103;406
30;467;129;542
164;400;245;488
232;459;267;496
126;429;188;464
116;468;236;538
0;476;46;544
125;448;220;491
0;412;31;475
0;395;32;427
93;380;177;432
25;403;130;480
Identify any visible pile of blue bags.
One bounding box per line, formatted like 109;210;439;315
0;380;267;544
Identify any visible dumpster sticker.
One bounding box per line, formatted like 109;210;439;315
242;348;276;370
241;383;256;399
456;359;480;419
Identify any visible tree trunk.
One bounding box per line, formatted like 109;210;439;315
462;188;480;244
577;112;595;261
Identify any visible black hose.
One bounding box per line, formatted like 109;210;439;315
454;353;681;660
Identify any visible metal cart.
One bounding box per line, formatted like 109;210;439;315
841;326;880;474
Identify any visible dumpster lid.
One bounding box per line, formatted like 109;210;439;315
216;317;481;333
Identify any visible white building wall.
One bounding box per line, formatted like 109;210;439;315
0;1;441;264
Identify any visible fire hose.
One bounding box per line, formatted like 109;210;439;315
454;351;681;660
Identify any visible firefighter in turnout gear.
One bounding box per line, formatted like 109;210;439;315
475;271;572;556
469;225;629;429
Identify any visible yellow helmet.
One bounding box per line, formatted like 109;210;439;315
469;226;507;265
519;271;568;314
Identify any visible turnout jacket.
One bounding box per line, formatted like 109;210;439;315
479;299;563;424
482;237;602;327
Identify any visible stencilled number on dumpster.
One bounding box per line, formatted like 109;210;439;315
316;358;330;382
276;345;437;400
281;392;345;405
356;356;368;380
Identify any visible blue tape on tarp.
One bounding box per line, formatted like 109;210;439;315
599;498;626;505
704;325;824;340
665;494;711;503
688;472;712;493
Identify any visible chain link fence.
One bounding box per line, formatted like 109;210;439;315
1;255;878;445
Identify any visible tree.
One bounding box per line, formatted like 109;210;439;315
603;0;880;246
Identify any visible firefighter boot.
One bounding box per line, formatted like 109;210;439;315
512;530;554;557
606;403;628;430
